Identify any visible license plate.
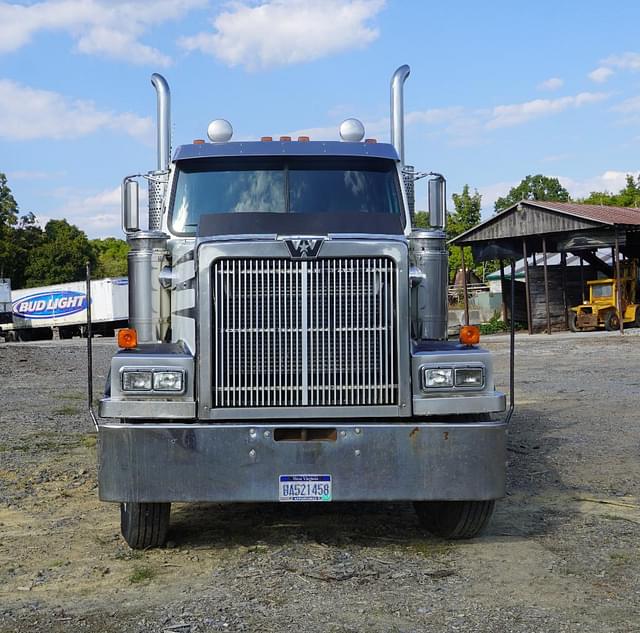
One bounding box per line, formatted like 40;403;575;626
279;474;332;502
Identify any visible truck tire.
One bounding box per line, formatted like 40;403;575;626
604;311;620;331
568;312;579;332
413;500;495;539
120;502;170;549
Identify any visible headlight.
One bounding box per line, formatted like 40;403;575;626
455;367;484;388
122;370;152;391
153;371;184;391
424;368;453;388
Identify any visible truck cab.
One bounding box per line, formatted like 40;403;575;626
97;67;508;548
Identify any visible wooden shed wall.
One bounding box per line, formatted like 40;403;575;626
502;265;598;332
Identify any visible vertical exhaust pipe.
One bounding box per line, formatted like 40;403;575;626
149;73;171;231
151;73;171;171
390;65;410;165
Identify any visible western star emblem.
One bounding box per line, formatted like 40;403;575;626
284;238;324;259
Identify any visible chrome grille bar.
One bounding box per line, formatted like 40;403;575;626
212;257;397;408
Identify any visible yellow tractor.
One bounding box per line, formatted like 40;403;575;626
569;260;640;331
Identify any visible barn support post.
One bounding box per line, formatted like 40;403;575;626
522;239;532;335
560;251;569;330
460;246;470;326
579;256;585;302
614;234;623;335
499;259;508;323
542;237;551;334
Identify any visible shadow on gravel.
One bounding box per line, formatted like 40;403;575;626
165;406;568;550
170;500;435;549
500;406;571;540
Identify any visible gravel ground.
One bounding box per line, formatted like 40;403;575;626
0;332;639;632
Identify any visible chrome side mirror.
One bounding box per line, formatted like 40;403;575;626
122;179;139;233
428;176;445;230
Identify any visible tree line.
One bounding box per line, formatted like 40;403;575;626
0;172;128;290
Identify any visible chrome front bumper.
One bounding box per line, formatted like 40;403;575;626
98;421;506;503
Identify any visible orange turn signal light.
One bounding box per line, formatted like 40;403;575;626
459;325;480;346
117;328;138;349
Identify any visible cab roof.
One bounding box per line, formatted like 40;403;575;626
173;140;399;162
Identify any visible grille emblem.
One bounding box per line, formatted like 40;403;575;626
284;238;324;259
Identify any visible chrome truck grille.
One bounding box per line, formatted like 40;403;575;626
212;257;398;408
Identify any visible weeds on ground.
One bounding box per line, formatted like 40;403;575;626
129;566;156;584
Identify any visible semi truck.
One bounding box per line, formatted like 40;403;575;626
96;66;510;549
1;278;128;342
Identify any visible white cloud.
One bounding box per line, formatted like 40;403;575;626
537;77;563;91
612;95;640;113
486;92;609;129
179;0;385;70
47;184;149;237
0;79;153;142
588;67;614;83
406;107;465;126
0;0;207;65
559;170;640;199
601;51;640;71
477;180;519;217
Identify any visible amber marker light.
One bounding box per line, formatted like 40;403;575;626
261;136;273;142
118;328;138;349
279;136;292;142
459;325;480;346
193;139;205;144
297;136;310;142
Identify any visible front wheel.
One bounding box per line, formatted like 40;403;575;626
120;502;170;549
414;500;495;539
604;311;620;331
568;311;579;332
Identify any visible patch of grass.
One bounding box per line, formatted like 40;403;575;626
129;565;156;584
53;404;80;416
82;434;97;449
61;392;86;401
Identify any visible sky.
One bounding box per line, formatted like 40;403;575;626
2;0;640;238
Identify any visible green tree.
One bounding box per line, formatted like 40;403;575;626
91;237;129;278
0;172;19;278
579;174;640;208
24;219;96;287
447;185;482;282
494;174;570;214
413;210;430;229
10;213;45;288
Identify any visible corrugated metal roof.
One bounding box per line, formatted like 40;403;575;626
527;200;640;226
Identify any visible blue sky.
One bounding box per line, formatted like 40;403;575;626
2;0;640;238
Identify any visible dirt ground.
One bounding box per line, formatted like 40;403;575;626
1;332;639;633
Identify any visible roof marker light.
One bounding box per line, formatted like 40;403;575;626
364;138;377;144
193;139;205;144
207;119;233;143
280;136;292;142
298;136;310;142
339;118;365;142
261;136;273;142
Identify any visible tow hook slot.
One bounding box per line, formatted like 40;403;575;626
273;428;337;442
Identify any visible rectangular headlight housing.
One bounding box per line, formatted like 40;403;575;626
423;368;453;388
122;370;153;391
455;367;484;388
153;371;184;392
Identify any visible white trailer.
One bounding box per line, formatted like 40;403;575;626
1;278;128;342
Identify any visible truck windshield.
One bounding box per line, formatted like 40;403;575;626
170;157;402;235
592;284;613;298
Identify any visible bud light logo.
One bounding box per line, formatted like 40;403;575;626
13;290;88;320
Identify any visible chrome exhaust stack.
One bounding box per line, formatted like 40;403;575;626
390;64;410;165
149;73;171;231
